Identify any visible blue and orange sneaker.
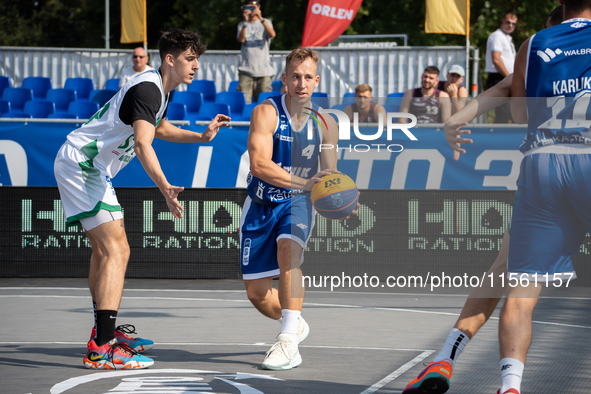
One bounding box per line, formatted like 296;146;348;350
84;339;154;369
402;360;453;394
90;324;154;353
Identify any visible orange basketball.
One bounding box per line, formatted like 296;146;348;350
311;173;359;220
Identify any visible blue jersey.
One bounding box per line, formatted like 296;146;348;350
246;94;322;205
522;18;591;152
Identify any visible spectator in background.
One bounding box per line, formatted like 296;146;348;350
438;64;468;114
399;66;451;124
119;47;153;89
485;12;518;123
237;0;276;104
343;84;386;123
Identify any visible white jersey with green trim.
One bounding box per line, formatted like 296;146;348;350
65;69;168;178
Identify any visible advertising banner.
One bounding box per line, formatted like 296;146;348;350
4;188;591;287
301;0;364;47
0;122;526;190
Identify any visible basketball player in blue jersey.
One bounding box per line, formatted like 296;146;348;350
240;47;340;370
495;1;591;393
54;29;230;369
402;7;565;394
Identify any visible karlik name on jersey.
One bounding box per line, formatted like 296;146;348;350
552;77;591;95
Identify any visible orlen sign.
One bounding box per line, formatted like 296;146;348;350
310;3;355;20
302;0;363;47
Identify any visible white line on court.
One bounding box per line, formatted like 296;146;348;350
359;350;433;394
2;294;591;330
2;286;591;300
0;341;432;352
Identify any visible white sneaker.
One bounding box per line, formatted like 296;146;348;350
296;316;310;344
261;334;302;370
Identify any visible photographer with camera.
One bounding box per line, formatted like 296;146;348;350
237;0;276;104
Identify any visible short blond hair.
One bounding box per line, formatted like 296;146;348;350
355;84;372;95
285;47;319;73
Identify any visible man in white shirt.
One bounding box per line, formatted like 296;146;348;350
485;12;517;123
119;47;154;89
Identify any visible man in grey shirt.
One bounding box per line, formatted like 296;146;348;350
237;0;276;104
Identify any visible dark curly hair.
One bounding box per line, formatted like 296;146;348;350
158;29;207;61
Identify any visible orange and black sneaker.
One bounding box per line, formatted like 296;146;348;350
497;389;520;394
402;360;452;394
90;324;154;353
84;339;154;370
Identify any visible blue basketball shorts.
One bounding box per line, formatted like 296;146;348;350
508;145;591;281
239;194;316;280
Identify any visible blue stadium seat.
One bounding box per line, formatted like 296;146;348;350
166;102;187;121
197;103;230;120
385;92;405;112
228;80;239;92
192;116;217;121
64;77;95;101
215;91;246;116
342;92;356;106
46;88;77;114
90;89;117;107
48;113;78;119
23;100;55;118
0;99;10;115
232;102;257;121
171;91;203;117
2;87;33;111
331;103;348;111
68;100;99;118
187;80;217;102
105;78;120;91
22;77;52;100
2;112;32;118
0;76;11;98
242;102;257;116
272;80;284;92
256;92;280;104
311;92;330;109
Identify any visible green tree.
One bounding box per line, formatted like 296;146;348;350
0;0;106;47
0;0;561;56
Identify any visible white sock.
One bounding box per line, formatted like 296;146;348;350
432;328;470;368
280;309;300;342
500;358;524;393
277;317;283;324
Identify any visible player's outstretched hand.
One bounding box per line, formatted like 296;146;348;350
304;169;340;191
163;185;185;219
202;114;231;142
444;120;473;161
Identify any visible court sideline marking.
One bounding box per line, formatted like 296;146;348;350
1;294;590;330
360;350;433;394
3;286;591;300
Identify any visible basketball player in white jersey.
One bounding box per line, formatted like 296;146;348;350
54;29;230;369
